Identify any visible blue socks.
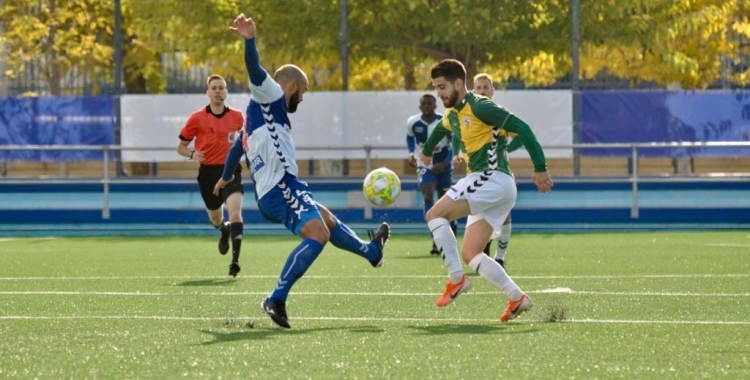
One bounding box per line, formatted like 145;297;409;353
269;238;324;304
269;219;381;304
328;218;378;263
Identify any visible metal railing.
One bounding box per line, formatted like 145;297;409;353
1;142;750;220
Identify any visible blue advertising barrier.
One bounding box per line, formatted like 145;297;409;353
581;91;750;156
0;97;114;161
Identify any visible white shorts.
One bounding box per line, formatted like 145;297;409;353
446;170;516;233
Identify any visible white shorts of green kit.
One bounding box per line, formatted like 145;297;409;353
446;170;516;235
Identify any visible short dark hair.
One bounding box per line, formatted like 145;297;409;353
430;59;467;83
420;93;436;102
206;75;226;87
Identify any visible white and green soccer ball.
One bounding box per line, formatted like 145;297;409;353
363;167;401;207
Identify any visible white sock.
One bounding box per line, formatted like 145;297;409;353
428;218;464;283
468;254;523;300
495;223;512;261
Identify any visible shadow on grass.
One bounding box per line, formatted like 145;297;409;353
198;326;342;345
406;324;537;335
347;326;386;334
175;279;237;287
398;255;443;261
198;321;386;345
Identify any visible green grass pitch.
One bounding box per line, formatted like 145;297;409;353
1;231;749;379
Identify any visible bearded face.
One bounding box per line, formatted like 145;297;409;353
432;76;460;108
444;87;459;108
287;91;301;113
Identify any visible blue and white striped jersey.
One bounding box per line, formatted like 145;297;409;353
406;113;450;168
222;38;299;199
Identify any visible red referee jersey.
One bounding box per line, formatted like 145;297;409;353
179;106;245;165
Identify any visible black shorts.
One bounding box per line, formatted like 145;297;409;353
197;164;243;211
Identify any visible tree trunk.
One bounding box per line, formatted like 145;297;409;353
46;0;61;95
118;9;152;176
121;11;148;94
403;59;415;90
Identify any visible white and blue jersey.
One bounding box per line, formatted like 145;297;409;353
222;38;316;235
406;113;451;168
406;113;452;187
223;40;298;199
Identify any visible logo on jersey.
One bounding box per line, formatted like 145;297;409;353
463;117;471;126
228;132;237;143
248;155;265;175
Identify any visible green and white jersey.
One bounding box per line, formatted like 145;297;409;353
422;92;547;176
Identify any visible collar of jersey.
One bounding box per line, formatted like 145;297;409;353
205;105;229;118
452;92;475;112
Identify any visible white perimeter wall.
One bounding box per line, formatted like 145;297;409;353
121;90;572;162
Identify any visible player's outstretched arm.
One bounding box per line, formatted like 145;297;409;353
231;14;267;86
229;14;256;39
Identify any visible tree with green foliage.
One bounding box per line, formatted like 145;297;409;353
1;0;748;94
0;0;114;95
576;0;750;89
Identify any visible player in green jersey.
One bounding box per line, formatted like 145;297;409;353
420;59;553;322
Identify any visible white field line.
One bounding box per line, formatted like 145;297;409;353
0;237;58;243
705;243;750;248
0;315;747;325
1;274;749;281
1;289;748;297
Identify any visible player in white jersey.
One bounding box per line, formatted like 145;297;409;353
471;73;517;268
214;13;390;329
406;93;458;255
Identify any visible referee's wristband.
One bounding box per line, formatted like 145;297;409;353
188;149;195;160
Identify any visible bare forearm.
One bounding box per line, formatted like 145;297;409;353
177;143;193;159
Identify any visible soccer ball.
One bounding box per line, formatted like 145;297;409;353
363;167;401;207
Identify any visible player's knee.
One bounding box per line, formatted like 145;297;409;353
207;210;223;226
317;206;337;230
301;220;330;245
460;249;480;264
228;208;243;223
423;193;435;204
425;207;442;221
310;228;330;245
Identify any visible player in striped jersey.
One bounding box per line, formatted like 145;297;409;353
213;14;390;329
471;73;517;268
421;59;553;322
